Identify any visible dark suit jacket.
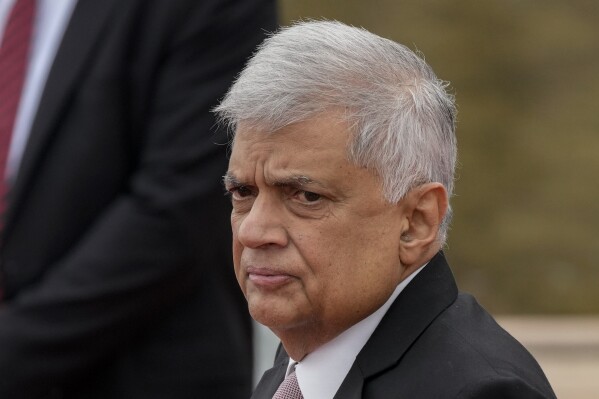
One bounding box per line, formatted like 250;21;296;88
252;252;556;399
0;1;276;398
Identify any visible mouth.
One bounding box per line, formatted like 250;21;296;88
246;266;294;288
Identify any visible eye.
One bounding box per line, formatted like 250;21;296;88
290;189;322;204
288;188;328;217
301;191;321;202
228;185;254;200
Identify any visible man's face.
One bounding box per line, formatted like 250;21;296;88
226;112;407;352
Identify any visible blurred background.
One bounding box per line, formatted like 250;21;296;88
255;1;599;397
280;0;599;315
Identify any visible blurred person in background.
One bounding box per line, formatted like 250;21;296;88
0;0;276;398
216;21;556;399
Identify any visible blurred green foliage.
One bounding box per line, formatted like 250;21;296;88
279;0;599;314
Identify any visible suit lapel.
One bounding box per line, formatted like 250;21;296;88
252;364;287;399
5;0;119;231
252;345;288;399
335;252;458;397
333;364;364;399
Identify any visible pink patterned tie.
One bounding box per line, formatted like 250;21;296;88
272;369;304;399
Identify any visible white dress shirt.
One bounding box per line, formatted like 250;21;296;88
286;263;427;399
0;0;77;179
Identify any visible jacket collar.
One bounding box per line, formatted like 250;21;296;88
251;344;289;399
334;251;458;398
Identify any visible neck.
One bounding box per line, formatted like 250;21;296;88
274;325;338;361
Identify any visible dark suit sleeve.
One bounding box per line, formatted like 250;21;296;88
0;0;276;396
456;375;557;399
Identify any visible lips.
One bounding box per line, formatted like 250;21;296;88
246;266;294;288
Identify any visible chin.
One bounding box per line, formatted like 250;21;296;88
248;303;300;333
247;299;279;327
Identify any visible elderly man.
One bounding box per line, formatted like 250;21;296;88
216;21;556;399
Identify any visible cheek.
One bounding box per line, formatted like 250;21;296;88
231;215;243;260
319;225;399;291
231;235;246;291
295;233;346;300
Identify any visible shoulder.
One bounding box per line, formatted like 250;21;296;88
433;293;539;370
364;293;556;398
455;375;556;399
415;293;555;397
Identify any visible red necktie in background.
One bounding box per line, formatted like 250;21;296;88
0;0;36;298
0;0;36;222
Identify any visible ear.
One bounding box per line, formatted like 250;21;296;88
398;183;448;269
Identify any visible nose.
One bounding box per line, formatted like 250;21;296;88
235;193;288;249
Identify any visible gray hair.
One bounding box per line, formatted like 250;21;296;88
215;20;457;243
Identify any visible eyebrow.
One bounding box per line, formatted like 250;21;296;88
223;173;319;188
222;173;241;187
273;175;315;187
